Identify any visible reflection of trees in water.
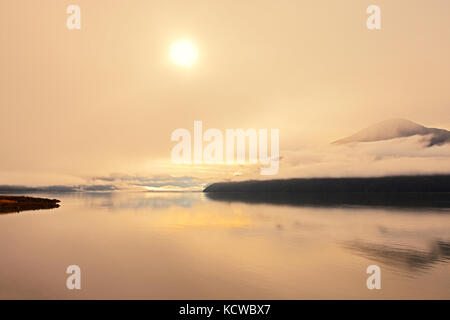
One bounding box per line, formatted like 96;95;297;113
343;240;450;272
205;192;450;210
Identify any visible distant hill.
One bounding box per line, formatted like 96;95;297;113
0;184;117;193
203;175;450;193
332;118;450;147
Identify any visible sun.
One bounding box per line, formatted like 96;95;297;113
170;40;198;67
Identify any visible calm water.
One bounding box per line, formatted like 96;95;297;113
0;192;449;299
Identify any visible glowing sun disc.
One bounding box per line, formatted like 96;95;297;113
170;40;198;67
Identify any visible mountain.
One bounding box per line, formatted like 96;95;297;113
332;118;450;147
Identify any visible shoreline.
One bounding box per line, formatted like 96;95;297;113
0;195;60;215
203;175;450;193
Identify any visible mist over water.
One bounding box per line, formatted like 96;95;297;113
0;192;449;299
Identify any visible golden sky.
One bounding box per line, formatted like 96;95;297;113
1;0;450;188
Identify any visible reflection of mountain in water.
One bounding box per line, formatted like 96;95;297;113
205;192;450;209
344;240;450;272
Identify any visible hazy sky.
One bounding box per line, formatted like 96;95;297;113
1;1;450;188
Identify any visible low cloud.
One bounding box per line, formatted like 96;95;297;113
90;174;205;191
2;135;450;191
277;135;450;179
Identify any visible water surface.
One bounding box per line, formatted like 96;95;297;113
0;192;449;299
